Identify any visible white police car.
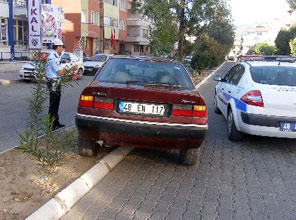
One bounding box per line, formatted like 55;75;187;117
19;52;84;81
214;61;296;140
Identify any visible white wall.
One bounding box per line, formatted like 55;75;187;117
0;1;9;18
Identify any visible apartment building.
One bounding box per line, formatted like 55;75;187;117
51;0;100;56
1;0;150;60
0;0;31;59
125;0;150;55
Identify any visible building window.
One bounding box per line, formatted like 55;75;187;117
104;39;110;50
105;0;118;6
0;18;8;45
120;0;126;11
112;18;118;28
14;0;26;7
91;11;95;24
13;20;27;46
96;13;100;26
119;20;125;30
81;10;88;23
104;16;111;27
134;44;140;52
143;29;149;38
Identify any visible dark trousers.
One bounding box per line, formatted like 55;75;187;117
47;81;61;127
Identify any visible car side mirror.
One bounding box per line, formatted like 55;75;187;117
214;75;222;81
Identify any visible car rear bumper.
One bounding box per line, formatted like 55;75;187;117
76;113;207;149
84;67;98;74
239;112;296;139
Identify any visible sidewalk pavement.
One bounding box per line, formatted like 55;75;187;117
0;72;22;85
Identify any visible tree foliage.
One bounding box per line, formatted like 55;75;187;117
252;43;276;55
289;37;296;56
140;0;234;60
286;0;296;11
274;24;296;55
191;35;225;73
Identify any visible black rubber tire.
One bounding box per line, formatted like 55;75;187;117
227;109;243;141
213;94;221;114
179;148;200;166
77;68;84;80
77;136;99;157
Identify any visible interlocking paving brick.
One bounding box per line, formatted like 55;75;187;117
62;63;296;220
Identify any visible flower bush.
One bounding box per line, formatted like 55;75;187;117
17;50;75;175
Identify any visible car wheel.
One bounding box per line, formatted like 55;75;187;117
213;94;221;114
77;68;84;80
179;148;200;166
78;136;99;157
227;109;243;141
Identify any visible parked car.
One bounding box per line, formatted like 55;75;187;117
83;54;113;75
19;52;84;81
76;56;208;165
214;61;296;141
184;56;192;63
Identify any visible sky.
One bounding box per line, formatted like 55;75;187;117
229;0;291;26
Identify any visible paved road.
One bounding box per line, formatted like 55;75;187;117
0;75;94;152
62;62;296;220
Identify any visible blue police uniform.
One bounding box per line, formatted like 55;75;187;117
46;50;62;79
46;50;63;129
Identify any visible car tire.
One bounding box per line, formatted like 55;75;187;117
227;108;243;141
77;68;84;80
213;94;221;114
179;148;200;166
78;136;99;157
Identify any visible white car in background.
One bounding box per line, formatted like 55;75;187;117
214;61;296;140
83;54;113;75
19;52;84;81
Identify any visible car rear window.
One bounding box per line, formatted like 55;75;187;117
250;66;296;86
95;58;194;89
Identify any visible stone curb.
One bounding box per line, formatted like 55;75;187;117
0;79;21;85
25;146;133;220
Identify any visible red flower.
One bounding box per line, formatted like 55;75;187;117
72;75;78;81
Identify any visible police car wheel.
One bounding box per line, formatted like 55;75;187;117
227;109;243;141
213;94;221;114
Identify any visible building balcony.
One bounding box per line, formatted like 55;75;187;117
125;34;149;45
127;18;150;28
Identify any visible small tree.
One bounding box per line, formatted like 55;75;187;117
253;43;276;55
17;50;77;176
191;35;225;74
289;37;296;56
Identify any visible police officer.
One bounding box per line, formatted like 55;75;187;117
45;39;67;130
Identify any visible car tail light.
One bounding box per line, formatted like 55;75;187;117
94;97;114;110
79;95;94;107
240;90;264;107
172;104;207;117
192;105;207;117
172;104;192;116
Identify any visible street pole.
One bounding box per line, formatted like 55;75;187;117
8;0;14;61
45;0;51;49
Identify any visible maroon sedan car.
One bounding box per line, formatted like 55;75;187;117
76;56;207;165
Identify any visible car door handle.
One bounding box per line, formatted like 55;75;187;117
228;91;231;93
221;88;224;91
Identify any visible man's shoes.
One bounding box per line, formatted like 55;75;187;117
53;123;65;130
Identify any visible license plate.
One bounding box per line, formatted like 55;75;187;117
280;122;296;132
119;101;166;116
